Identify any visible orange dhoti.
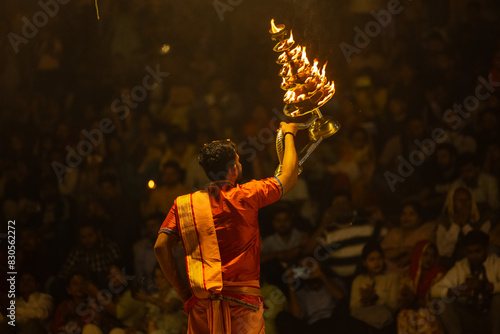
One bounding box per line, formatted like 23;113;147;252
186;283;265;334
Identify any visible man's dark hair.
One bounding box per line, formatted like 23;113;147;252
464;230;489;247
198;140;237;181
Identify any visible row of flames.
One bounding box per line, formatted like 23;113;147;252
270;19;335;116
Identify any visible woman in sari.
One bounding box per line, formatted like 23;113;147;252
381;202;436;273
397;241;446;334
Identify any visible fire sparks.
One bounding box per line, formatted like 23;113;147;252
270;19;335;115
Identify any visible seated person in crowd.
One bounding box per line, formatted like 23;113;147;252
16;271;53;334
259;263;288;334
381;202;436;273
276;257;348;334
448;153;499;212
491;221;500;256
437;187;491;267
424;143;459;214
134;213;164;293
17;225;54;290
281;177;317;225
350;243;399;334
261;202;308;264
397;241;446;334
51;272;103;334
136;266;187;334
58;222;121;286
431;231;500;334
305;192;387;284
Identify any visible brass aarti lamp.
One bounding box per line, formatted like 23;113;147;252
270;19;340;176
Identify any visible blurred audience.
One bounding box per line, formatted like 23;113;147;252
0;1;499;332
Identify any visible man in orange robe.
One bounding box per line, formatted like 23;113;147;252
155;122;298;333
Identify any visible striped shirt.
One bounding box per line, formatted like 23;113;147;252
320;223;386;278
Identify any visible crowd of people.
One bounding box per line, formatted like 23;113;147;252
1;0;500;333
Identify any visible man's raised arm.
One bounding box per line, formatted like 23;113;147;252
276;122;299;195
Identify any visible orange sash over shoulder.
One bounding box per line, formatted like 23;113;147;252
177;190;263;334
177;190;223;298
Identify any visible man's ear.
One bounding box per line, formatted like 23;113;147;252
228;164;237;177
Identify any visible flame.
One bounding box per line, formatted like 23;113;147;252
317;88;335;106
281;77;287;89
296;94;306;102
278;52;288;63
148;180;156;189
286;30;294;44
284;88;309;104
270;19;284;33
273;25;336;113
300;47;309;65
311;60;320;77
276;30;295;52
284;90;295;103
297;47;310;73
289;45;301;58
291;46;303;62
280;63;292;76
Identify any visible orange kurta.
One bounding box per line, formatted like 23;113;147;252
159;177;283;333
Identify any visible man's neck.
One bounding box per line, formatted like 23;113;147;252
211;180;234;187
